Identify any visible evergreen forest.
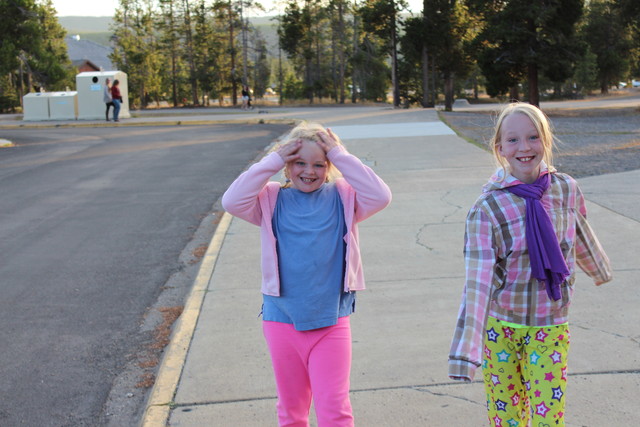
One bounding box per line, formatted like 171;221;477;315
1;0;640;112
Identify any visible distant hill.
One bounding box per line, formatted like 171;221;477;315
58;16;113;33
57;15;280;51
58;16;113;46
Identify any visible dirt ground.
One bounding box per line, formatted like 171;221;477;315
439;106;640;178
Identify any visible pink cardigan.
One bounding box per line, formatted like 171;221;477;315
222;145;392;296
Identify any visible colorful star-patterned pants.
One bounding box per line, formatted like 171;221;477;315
482;316;570;427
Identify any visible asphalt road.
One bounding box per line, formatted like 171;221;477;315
0;123;290;426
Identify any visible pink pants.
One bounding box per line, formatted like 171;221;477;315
262;317;354;427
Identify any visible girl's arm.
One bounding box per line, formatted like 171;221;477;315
449;207;495;382
319;130;392;222
574;187;613;285
221;152;285;225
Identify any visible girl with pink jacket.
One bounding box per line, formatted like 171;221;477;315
222;122;391;426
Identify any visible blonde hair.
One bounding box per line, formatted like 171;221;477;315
490;102;555;177
280;122;343;187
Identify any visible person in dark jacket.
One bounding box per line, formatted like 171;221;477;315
110;80;123;122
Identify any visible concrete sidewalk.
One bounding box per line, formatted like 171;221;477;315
131;107;639;427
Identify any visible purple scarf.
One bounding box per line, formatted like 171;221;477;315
505;173;570;301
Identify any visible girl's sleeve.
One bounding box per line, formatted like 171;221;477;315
221;152;284;226
574;186;613;285
327;145;392;221
448;207;495;382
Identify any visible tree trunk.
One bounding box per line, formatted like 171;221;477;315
278;33;284;105
473;76;478;100
166;1;178;107
240;1;248;86
338;0;345;104
421;0;431;108
306;57;313;104
139;82;146;108
183;0;198;105
528;62;539;107
421;46;431;108
17;64;24;109
314;20;321;102
390;8;400;107
509;85;519;102
431;57;437;106
26;69;32;94
351;13;358;104
444;73;454;111
331;25;337;101
229;1;237;106
171;52;178;107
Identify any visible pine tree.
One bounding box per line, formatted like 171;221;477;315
467;0;584;107
359;0;406;107
111;0;163;108
582;0;634;94
0;0;72;111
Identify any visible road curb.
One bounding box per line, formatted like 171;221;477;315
139;212;233;427
0;118;297;130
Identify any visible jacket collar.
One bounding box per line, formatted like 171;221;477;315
483;161;555;193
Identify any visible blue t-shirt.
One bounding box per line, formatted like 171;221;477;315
263;183;355;331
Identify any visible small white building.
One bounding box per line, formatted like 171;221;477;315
76;71;130;120
49;91;79;120
22;92;51;121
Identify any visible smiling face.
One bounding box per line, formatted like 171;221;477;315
285;140;328;192
498;112;544;184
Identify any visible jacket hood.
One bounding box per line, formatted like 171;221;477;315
482;162;555;194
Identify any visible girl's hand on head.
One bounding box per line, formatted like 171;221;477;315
316;128;339;153
276;139;302;163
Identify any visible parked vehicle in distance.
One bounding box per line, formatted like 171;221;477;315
632;79;640;88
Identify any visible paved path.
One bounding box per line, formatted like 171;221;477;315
122;107;639;426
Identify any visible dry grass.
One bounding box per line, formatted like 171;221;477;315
150;306;184;350
138;358;158;369
135;305;184;389
189;244;208;265
135;372;156;389
212;210;224;225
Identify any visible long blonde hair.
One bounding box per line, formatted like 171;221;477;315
490;102;556;177
280;122;343;187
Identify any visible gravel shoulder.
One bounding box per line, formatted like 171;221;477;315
439;106;640;178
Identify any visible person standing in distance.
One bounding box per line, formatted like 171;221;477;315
110;79;123;122
103;78;114;121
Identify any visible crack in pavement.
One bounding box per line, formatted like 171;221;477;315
571;322;640;345
416;223;435;251
415;190;465;252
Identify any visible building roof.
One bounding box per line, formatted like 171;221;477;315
71;59;100;71
65;35;114;71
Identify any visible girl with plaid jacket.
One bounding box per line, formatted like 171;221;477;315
448;103;612;427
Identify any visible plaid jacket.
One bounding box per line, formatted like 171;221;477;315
448;166;612;381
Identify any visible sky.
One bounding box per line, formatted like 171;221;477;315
53;0;119;16
52;0;423;17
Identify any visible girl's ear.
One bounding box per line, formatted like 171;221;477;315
497;143;505;157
